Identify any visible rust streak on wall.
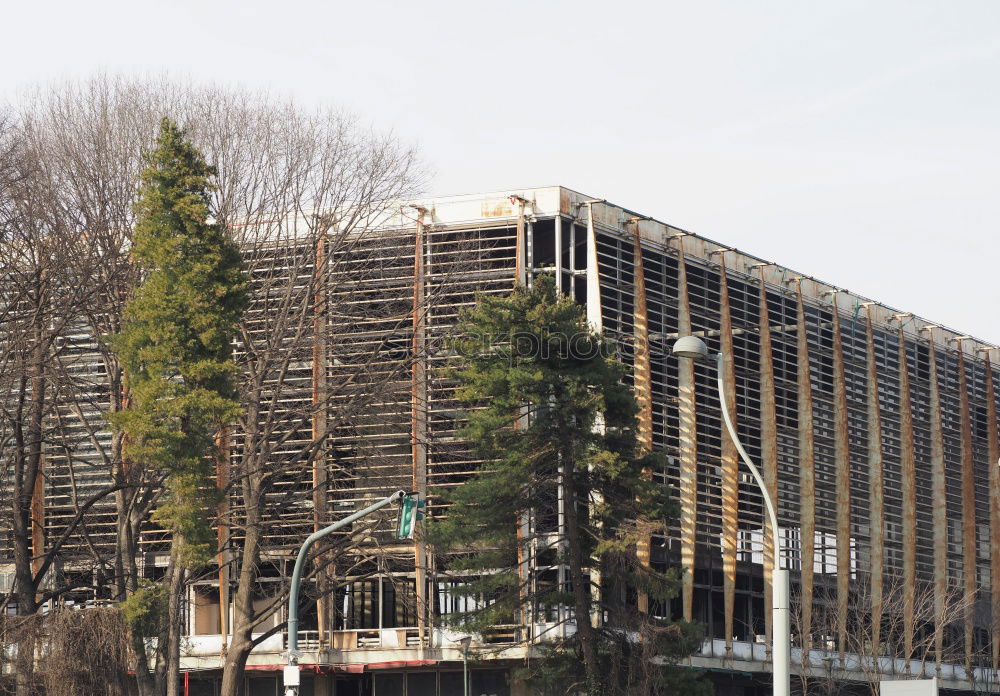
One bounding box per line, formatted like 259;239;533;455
982;350;1000;670
675;236;698;621
215;429;230;650
955;343;977;668
864;307;884;652
718;254;739;656
831;293;851;661
925;328;947;669
312;235;329;646
795;280;816;660
757;266;779;653
411;211;429;648
897;324;917;661
630;220;653;614
514;197;526;286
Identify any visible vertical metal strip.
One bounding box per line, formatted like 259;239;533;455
897;324;917;661
864;306;884;652
585;202;604;629
795;280;816;658
831;293;851;661
956;343;977;667
675;236;697;621
312;236;329;647
718;254;739;656
631;220;653;614
631;220;653;455
982;351;1000;670
215;429;230;650
757;267;779;653
411;211;429;649
514;197;527;287
925;329;947;669
585;202;603;333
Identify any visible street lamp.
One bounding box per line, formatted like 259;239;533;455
457;635;473;696
672;335;790;696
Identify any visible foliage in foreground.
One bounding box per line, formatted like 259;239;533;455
428;275;708;695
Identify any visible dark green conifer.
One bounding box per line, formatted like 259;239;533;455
428;275;706;696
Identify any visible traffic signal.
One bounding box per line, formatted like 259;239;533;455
396;493;426;539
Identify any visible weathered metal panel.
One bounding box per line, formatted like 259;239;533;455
514;196;527;286
631;220;653;614
411;213;429;648
675;235;698;621
982;350;1000;670
897;322;917;660
718;253;739;656
864;306;885;651
756;265;779;653
831;293;851;660
955;343;976;667
795;280;816;658
215;429;230;648
924;327;947;668
313;237;330;646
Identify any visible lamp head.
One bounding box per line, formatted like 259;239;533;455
672;335;709;361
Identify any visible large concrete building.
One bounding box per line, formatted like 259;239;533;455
5;186;1000;695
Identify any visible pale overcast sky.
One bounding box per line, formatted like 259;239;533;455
3;1;999;341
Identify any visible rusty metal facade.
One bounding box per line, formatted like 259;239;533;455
956;342;977;667
717;252;739;656
984;350;1000;670
757;264;779;653
674;234;698;622
630;219;654;614
411;211;429;647
795;279;816;656
830;292;851;660
925;327;948;668
897;321;917;658
864;306;885;651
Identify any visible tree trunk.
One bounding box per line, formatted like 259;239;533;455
561;453;601;695
219;488;264;696
12;312;47;696
165;559;185;696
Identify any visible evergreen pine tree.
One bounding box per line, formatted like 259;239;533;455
428;275;707;696
110;117;246;695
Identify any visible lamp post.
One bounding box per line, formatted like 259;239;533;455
457;635;473;696
672;335;790;696
284;489;409;696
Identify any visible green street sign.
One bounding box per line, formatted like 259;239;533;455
396;493;426;539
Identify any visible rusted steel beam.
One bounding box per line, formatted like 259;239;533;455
864;306;885;653
215;429;230;650
757;266;779;654
675;236;698;621
897;322;917;662
514;196;527;287
795;280;816;660
981;350;1000;670
955;342;977;668
630;220;654;614
924;327;947;669
585;201;604;628
830;293;851;661
411;212;429;649
718;253;739;656
631;220;653;456
312;236;330;647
